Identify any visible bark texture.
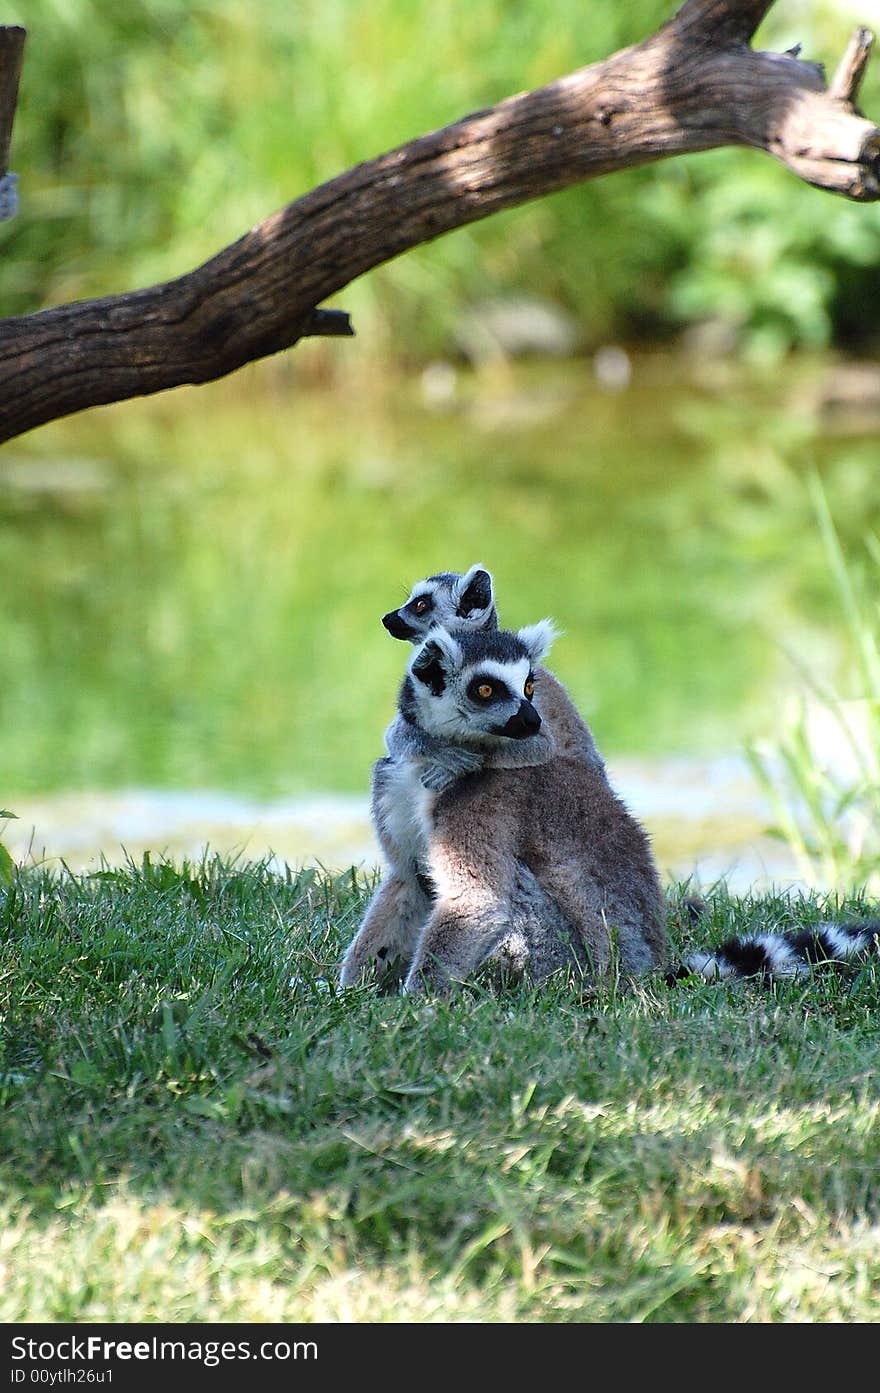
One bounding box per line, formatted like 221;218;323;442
1;0;879;443
0;26;25;177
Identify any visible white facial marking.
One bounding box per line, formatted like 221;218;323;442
407;581;436;605
466;657;531;693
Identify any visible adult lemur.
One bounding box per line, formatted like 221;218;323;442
341;564;624;991
340;622;667;993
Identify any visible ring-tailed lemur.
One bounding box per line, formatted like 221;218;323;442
343;618;879;993
340;623;667;994
381;564;606;791
351;567;878;993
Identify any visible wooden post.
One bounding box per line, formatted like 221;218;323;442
0;25;26;220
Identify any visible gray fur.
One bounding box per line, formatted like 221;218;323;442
341;754;434;991
383;717;485;790
341;626;559;988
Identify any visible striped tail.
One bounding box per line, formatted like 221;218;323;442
682;920;880;983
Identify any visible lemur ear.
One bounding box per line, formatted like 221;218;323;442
454;564;494;619
410;629;462;695
517;618;560;664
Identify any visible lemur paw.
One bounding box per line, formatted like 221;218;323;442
402;966;442;996
419;765;456;792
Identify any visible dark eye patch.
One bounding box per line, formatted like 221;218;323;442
408;593;434;617
467;675;512;704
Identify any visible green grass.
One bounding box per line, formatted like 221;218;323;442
1;857;878;1322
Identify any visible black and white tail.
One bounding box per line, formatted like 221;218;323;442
680;920;880;983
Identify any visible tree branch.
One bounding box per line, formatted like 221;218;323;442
1;0;879;443
671;1;776;43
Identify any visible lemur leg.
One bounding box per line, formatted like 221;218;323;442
340;873;431;989
524;862;613;978
403;844;515;995
404;899;510;995
495;861;590;981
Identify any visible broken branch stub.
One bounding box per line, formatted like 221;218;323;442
830;26;874;103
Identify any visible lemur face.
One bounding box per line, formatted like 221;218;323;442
382;564;497;642
407;622;558;745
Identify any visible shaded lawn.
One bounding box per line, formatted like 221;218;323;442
0;858;877;1322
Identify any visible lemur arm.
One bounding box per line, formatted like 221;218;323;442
384;713;483;790
385;713;556;790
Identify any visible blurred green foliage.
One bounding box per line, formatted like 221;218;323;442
2;353;879;795
749;477;880;892
3;0;880;358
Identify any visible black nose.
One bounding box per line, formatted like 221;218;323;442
496;700;542;739
518;700;542;733
382;610;416;640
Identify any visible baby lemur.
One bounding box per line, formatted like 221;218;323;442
381;564;606;790
340;623;667;994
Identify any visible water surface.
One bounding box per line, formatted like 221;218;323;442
2;351;877;875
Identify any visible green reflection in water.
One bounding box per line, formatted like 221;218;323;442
1;355;877;796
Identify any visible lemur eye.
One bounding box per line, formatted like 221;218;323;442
477;683;494;700
413;597;431;615
524;678;535;698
